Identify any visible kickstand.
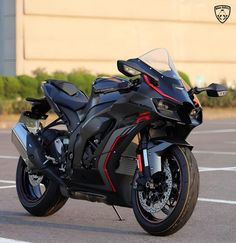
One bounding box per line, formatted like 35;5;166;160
112;205;124;221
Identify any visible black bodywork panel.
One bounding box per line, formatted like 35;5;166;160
32;62;202;207
93;76;132;94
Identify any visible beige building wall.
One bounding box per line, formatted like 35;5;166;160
15;0;236;86
0;0;16;75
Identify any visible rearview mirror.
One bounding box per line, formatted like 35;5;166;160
206;83;227;97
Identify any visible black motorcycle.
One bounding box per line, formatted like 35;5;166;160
12;49;227;236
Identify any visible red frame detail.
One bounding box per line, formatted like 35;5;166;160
193;94;201;107
143;74;179;103
103;135;126;192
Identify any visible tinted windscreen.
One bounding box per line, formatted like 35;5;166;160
139;48;180;79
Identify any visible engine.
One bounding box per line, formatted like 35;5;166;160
82;137;99;169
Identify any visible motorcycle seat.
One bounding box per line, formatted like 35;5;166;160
47;79;80;96
45;80;88;111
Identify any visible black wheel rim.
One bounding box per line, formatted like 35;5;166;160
20;161;49;202
135;154;182;223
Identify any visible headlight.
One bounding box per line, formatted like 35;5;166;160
123;65;141;76
153;99;180;120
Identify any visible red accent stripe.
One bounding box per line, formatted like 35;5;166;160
135;111;151;124
143;74;179;103
103;135;126;192
139;111;150;116
137;154;143;172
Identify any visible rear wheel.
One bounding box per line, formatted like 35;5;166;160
16;157;68;216
132;146;199;236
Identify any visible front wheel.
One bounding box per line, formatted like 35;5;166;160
16;157;68;216
132;146;199;236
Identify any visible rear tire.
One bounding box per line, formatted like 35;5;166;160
16;157;68;216
132;146;199;236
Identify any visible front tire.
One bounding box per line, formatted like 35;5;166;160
132;146;199;236
16;157;68;216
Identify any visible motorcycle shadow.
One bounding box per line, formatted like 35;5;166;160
0;210;145;236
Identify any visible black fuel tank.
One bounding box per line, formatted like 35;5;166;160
92;77;131;94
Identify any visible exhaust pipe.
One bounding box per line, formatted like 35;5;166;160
12;123;67;188
12;123;28;162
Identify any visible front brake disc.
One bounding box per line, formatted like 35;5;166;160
138;160;172;215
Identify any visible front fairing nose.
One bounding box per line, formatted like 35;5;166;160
157;75;193;105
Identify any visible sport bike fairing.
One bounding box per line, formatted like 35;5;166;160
37;49;200;201
118;48;193;105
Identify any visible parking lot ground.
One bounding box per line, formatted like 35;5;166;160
0;119;235;242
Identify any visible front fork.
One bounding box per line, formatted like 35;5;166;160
136;149;162;177
135;149;161;191
136;132;162;188
136;140;193;185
